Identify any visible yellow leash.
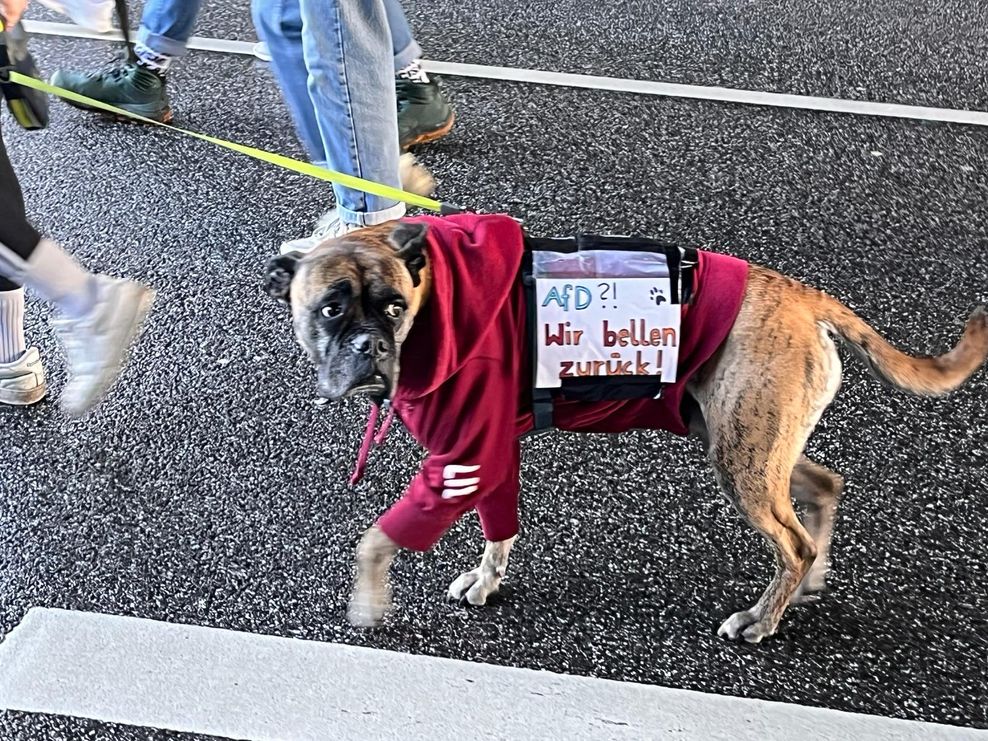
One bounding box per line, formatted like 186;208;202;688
6;69;457;214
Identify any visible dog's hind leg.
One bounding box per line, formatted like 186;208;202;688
692;270;844;642
447;536;516;606
710;448;818;643
791;457;844;601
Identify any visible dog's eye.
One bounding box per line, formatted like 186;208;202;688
321;302;342;319
384;303;404;319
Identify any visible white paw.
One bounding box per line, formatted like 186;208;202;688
717;608;777;644
347;585;392;628
447;567;500;606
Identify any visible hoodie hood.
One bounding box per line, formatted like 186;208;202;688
394;213;526;400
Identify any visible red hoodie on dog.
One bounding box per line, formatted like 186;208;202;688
372;214;748;551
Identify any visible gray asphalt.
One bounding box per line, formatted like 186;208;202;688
407;0;988;110
2;2;988;739
28;0;988;109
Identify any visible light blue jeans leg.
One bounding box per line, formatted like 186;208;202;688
136;0;203;57
253;0;404;226
384;0;421;71
252;0;324;165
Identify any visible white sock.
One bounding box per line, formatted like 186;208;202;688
0;288;26;364
396;60;429;84
6;238;97;319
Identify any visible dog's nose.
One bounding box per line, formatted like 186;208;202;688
351;334;390;357
351;333;373;355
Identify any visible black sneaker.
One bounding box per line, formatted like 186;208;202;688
50;62;171;123
396;76;455;151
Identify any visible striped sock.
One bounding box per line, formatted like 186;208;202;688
0;288;26;364
396;60;429;83
134;42;173;77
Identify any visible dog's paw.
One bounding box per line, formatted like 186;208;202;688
717;608;778;644
447;567;500;606
793;579;827;605
794;564;829;601
347;586;392;628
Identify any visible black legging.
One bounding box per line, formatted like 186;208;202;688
0;120;42;292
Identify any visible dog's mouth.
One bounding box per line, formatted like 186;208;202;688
344;372;389;399
315;350;396;404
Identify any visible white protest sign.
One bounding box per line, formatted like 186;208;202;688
535;277;681;389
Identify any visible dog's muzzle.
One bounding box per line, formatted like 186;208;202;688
317;332;395;401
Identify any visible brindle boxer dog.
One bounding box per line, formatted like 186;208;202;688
264;220;988;643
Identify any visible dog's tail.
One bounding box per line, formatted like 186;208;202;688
816;293;988;396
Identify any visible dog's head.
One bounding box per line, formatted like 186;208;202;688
264;220;429;403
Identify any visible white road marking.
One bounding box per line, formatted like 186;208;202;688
0;608;984;741
22;20;988;128
22;20;256;55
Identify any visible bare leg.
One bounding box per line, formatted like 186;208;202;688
447;536;516;606
348;524;399;628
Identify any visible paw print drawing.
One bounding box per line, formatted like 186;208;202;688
650;287;667;306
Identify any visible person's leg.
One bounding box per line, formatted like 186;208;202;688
0;122;46;404
383;0;454;150
299;0;405;227
383;0;421;71
0;125;154;415
253;0;436;188
0;281;25;362
254;0;406;254
137;0;204;61
50;0;204;122
0;276;46;406
0;125;97;318
252;0;326;167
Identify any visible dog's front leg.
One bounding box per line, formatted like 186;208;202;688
447;536;516;606
348;525;399;628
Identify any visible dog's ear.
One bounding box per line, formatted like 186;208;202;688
264;252;303;304
388;221;428;287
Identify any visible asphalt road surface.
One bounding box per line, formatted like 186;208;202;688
2;1;987;738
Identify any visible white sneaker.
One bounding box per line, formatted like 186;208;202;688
0;347;47;406
279;209;361;256
53;276;155;418
279;153;436;256
36;0;114;33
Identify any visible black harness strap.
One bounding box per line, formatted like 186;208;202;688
522;248;554;430
681;247;698;304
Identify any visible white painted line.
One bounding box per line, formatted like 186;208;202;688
22;20;988;127
423;61;988;127
22;20;259;55
0;608;983;741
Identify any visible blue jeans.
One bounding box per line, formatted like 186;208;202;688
253;0;419;225
138;0;419;67
137;0;203;57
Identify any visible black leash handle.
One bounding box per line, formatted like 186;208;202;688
0;17;50;129
113;0;136;62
